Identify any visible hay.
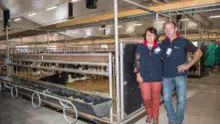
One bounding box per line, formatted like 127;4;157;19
66;79;109;94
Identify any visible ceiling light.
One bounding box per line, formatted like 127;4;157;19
46;6;57;11
71;0;79;2
133;23;143;26
72;30;79;33
209;15;220;18
28;12;37;17
60;32;69;35
154;21;165;24
85;29;92;37
180;19;189;21
14;18;21;22
85;29;92;32
118;26;123;28
126;26;134;33
99;28;106;30
112;25;122;28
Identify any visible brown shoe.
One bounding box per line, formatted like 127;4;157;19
153;117;159;124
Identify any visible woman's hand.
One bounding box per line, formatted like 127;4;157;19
137;73;143;83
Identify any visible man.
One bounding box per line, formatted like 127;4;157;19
161;21;203;124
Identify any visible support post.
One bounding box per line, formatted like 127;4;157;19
113;0;121;123
108;52;113;123
47;31;50;47
120;42;124;120
20;36;22;45
156;13;159;31
185;20;187;38
6;26;10;77
65;30;67;54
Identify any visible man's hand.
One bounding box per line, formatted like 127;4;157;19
177;64;191;73
177;49;203;73
137;73;143;83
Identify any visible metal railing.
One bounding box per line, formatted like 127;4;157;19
0;79;78;124
6;52;113;123
9;45;115;55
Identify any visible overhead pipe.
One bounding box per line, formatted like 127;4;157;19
168;8;220;16
121;0;170;18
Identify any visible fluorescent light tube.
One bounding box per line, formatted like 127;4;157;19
209;15;220;18
99;28;107;30
155;21;166;24
72;31;79;33
14;18;21;21
180;19;189;21
28;12;37;17
71;0;79;2
133;23;143;26
118;26;123;28
46;6;57;11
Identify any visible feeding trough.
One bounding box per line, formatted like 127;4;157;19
0;76;112;117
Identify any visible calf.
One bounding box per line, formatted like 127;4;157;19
39;72;68;85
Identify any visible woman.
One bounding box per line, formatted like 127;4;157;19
134;27;163;124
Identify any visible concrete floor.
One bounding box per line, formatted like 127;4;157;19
1;71;220;124
0;93;88;124
135;71;220;124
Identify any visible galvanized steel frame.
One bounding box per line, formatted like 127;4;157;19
4;28;114;123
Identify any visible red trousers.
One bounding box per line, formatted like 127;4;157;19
139;82;162;118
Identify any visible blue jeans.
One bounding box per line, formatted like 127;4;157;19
163;76;187;124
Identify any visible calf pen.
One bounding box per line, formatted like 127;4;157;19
1;46;114;124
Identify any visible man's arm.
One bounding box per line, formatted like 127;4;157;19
178;48;203;73
188;49;203;67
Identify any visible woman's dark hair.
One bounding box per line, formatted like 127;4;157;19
143;27;160;41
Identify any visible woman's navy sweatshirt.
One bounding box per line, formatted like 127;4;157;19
134;41;163;82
